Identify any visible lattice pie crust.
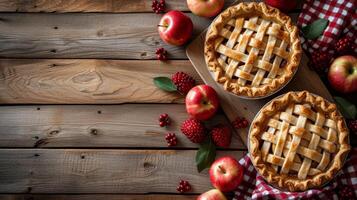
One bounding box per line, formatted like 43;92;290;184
249;91;350;191
205;2;301;98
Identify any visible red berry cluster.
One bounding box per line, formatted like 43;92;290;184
165;133;177;147
177;180;191;193
348;119;357;134
310;51;330;73
210;124;232;148
335;36;354;56
232;117;249;129
171;72;196;94
338;185;355;199
159;113;170;127
310;35;355;73
156;47;167;61
181;118;206;143
152;0;165;14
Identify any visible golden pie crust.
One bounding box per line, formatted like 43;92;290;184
249;91;350;191
204;2;302;98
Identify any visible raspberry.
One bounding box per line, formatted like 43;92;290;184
181;118;206;143
165;133;177;147
337;185;355;200
159;113;170;127
155;47;167;61
152;0;165;14
335;36;353;56
171;72;196;94
210;124;232;147
232;117;249;129
348;120;357;134
176;180;191;193
309;51;331;73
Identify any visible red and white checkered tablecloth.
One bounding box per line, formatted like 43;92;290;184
230;1;357;199
233;149;357;200
297;0;357;57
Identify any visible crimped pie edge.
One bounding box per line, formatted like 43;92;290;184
249;91;351;192
204;2;302;98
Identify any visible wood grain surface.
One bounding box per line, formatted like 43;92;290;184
0;0;237;13
0;194;197;200
0;104;245;149
0;149;245;193
0;59;204;104
0;0;302;13
4;0;300;13
0;13;211;59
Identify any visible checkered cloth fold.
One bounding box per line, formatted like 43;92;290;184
297;0;357;57
233;148;357;200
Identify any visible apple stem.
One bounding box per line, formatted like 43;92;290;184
218;165;226;174
157;24;168;28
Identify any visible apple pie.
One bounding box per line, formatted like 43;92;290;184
249;91;350;191
204;2;302;98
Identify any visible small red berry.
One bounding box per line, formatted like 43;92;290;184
171;72;196;94
159;113;170;127
165;133;178;147
242;119;249;127
155;47;167;61
177;180;191;193
232;117;249;129
159;113;168;120
152;0;165;14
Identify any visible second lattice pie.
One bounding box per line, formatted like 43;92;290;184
204;2;302;98
249;91;350;191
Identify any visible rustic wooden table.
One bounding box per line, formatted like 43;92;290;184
0;0;326;199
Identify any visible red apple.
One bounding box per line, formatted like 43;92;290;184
264;0;298;12
185;85;219;121
197;189;227;200
209;156;244;192
158;10;193;46
328;55;357;93
187;0;225;18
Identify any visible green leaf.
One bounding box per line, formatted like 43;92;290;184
153;77;177;92
302;19;329;40
196;139;216;173
334;96;357;119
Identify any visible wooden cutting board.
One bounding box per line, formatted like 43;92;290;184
186;30;333;147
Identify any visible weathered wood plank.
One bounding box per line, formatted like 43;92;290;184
0;149;245;193
0;104;245;149
0;59;203;104
0;12;299;59
0;194;197;200
0;0;302;13
0;0;238;13
0;13;211;59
